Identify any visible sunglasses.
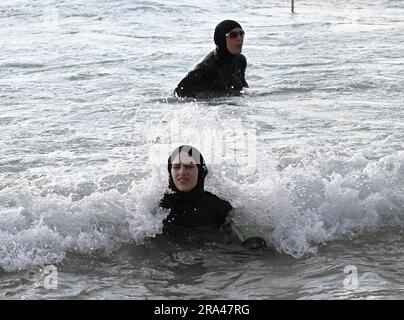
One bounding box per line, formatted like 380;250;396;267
225;30;245;39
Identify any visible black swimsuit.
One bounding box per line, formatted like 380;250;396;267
174;49;248;98
160;190;232;234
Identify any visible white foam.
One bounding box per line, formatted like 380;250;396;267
3;103;404;271
219;150;404;257
0;170;168;272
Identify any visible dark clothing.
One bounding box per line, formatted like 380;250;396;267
158;145;267;249
160;145;232;241
159;191;267;249
174;49;249;98
160;190;232;235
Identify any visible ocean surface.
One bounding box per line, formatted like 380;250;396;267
1;0;404;299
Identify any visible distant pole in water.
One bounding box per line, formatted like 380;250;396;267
291;0;295;13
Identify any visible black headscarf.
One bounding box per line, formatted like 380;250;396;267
160;145;233;232
167;145;208;201
214;19;242;61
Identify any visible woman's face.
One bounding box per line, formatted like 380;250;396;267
170;152;199;192
225;27;244;55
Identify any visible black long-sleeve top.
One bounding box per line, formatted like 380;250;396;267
174;49;248;98
159;190;267;248
160;191;232;230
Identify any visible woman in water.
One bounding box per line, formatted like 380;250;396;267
159;145;266;249
174;20;249;98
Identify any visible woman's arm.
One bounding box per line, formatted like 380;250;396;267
240;54;249;88
174;60;212;97
223;213;267;249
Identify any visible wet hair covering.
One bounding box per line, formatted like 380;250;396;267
167;145;208;198
160;145;232;232
214;19;242;60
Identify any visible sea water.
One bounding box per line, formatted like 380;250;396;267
1;0;404;299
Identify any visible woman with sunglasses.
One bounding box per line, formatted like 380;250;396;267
174;20;249;98
159;145;266;249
